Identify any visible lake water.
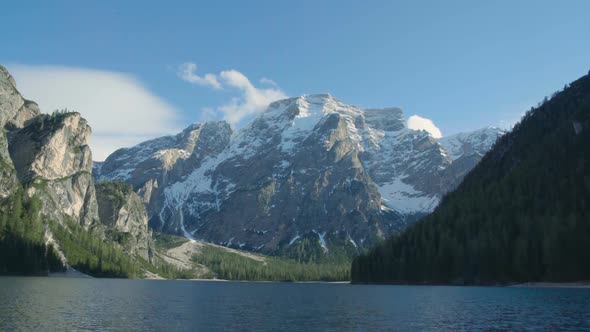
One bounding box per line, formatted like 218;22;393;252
1;277;589;331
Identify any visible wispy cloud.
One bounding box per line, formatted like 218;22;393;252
407;115;442;138
218;70;287;125
9;65;181;161
259;77;278;87
178;62;221;89
179;63;287;125
200;107;218;120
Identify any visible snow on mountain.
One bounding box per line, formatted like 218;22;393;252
439;127;506;161
96;94;502;254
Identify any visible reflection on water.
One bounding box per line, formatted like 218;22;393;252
1;277;589;331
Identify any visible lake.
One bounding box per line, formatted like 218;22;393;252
1;277;589;331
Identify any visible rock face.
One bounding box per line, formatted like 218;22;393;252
1;64;100;227
8;112;100;227
0;65;40;199
0;129;19;200
438;127;506;191
0;66;38;128
439;127;506;161
98;94;504;254
95;182;153;261
94;121;232;230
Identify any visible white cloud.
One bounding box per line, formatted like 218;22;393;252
177;62;221;89
259;77;278;87
217;70;287;125
178;62;287;126
407;115;442;138
8;65;181;161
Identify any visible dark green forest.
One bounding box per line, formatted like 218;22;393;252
0;188;190;279
352;71;590;284
48;220;195;279
48;220;143;278
0;190;64;275
0;187;145;278
276;232;360;265
193;245;350;281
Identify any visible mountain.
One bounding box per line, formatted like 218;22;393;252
351;71;590;284
438;127;506;192
0;65;156;277
439;127;505;161
97;94;503;256
0;65;352;280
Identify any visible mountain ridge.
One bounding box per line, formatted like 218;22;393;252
97;93;504;256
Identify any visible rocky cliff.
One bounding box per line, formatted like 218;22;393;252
9;112;100;227
94;121;232;231
96;182;153;261
0;65;39;199
1;65;100;227
0;65;153;268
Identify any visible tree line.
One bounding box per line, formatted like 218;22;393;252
193;245;350;282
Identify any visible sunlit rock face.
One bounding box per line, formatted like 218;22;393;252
8;111;100;228
0;65;99;228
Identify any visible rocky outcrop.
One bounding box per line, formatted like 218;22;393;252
0;65;99;228
0;65;40;199
8;112;99;227
0;66;38;128
96;182;153;261
0;129;19;200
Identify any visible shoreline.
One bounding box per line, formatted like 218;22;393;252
178;278;350;284
5;275;590;288
508;282;590;289
48;268;93;279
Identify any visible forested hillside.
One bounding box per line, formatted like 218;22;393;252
0;186;186;278
0;189;64;275
352;71;590;284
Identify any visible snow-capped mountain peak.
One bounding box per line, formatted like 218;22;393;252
96;94;502;254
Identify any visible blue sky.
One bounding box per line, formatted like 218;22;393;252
2;1;590;159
